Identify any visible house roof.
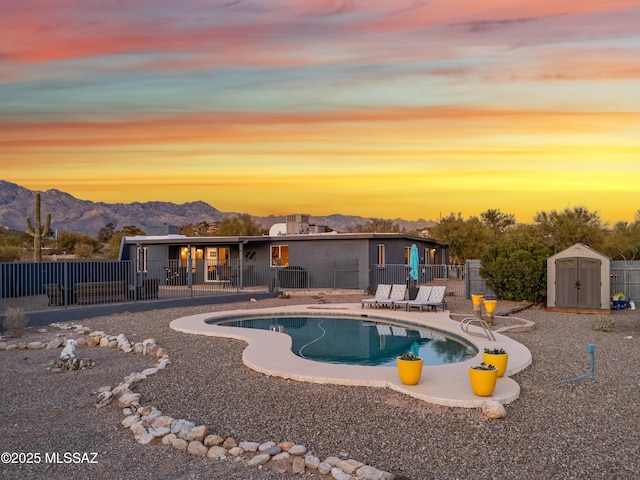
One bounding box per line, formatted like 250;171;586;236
122;232;444;246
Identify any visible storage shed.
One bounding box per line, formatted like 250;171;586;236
547;243;610;312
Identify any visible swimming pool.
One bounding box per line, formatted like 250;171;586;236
210;315;477;367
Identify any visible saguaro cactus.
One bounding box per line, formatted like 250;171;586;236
26;193;52;262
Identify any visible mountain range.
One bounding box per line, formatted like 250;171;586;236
0;180;433;236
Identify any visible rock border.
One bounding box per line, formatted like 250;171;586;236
1;323;396;480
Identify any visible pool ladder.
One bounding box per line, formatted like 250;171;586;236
460;317;496;342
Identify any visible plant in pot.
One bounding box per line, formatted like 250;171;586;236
397;351;423;385
483;347;508;377
468;362;498;396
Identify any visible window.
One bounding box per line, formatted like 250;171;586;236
271;245;289;266
377;244;385;266
136;246;148;273
404;246;411;265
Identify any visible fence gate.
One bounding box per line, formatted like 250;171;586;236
555;257;601;309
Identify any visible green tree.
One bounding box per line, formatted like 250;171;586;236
480;240;550;303
97;222;115;243
57;231;100;255
429;213;492;263
215;214;265;236
601;219;640;261
348;218;403;233
480;209;516;237
533;206;605;253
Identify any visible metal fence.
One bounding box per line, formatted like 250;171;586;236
0;257;364;312
369;264;465;297
610;260;640;302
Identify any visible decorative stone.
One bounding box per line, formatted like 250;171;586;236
121;415;140;428
0;342;7;350
261;446;281;456
325;456;341;466
228;446;244;457
247;454;271;467
99;337;110;347
223;437;237;449
89;330;106;337
187;441;208;457
129;421;146;438
337;459;364;474
75;338;87;347
277;441;294;451
86;337;100;347
318;463;333;475
137;405;154;417
271;452;290;461
162;433;176;445
305;455;320;469
239;441;260;452
27;341;46;349
184;425;208;442
107;340;118;349
112;382;131;396
142;338;157;346
207;446;228;458
46;338;64;349
171;438;188;452
125;372;147;384
150;415;174;429
155;347;168;357
482;400;507;419
95;391;114;408
148;427;171;438
356;465;393;480
289;444;307;456
118;393;141;408
204;434;224;447
141;367;159;376
60;339;77;359
136;433;155;445
97;386;111;393
331;467;353;480
133;343;144;354
292;456;306;474
258;441;276;451
171;419;196;439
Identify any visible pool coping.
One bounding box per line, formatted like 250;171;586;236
170;304;532;409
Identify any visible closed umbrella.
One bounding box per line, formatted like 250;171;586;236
409;244;419;286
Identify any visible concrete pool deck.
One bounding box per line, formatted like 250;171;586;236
170;303;532;408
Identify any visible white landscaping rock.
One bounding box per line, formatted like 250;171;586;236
239;441;260;452
247;453;271;467
331;467;353;480
482;400;507;419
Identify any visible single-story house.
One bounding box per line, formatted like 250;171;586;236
118;221;448;291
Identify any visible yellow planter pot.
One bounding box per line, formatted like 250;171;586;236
471;294;485;309
483;353;508;377
397;358;423;385
468;367;498;396
483;299;497;314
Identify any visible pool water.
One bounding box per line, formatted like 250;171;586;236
215;316;476;367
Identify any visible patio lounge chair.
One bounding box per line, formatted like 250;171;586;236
393;285;433;312
376;284;407;309
424;285;447;311
361;284;392;309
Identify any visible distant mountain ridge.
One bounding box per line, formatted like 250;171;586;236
0;180;433;236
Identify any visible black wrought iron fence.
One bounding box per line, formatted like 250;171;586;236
369;264;465;297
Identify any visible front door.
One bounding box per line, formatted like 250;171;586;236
555;257;601;309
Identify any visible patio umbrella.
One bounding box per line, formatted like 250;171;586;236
409;244;419;286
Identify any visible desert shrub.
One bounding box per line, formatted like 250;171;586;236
74;242;95;258
480;240;550;303
0;245;22;262
2;307;29;336
594;315;615;332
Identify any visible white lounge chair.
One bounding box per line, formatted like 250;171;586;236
361;284;392;309
394;285;434;312
376;284;407;309
425;285;447;311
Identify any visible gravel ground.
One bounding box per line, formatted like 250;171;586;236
1;293;639;480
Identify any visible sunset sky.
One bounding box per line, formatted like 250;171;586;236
1;0;639;224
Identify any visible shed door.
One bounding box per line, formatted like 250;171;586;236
555;257;601;309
